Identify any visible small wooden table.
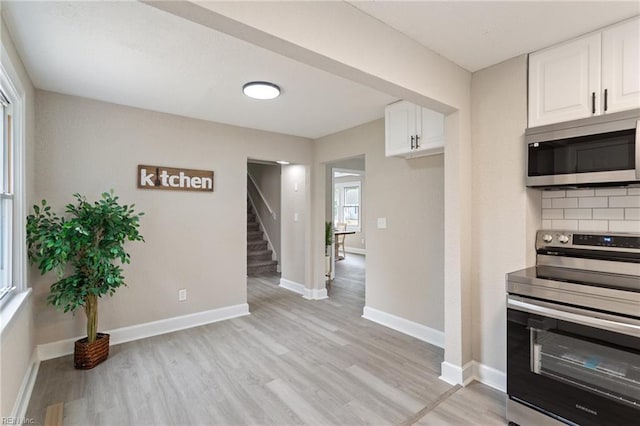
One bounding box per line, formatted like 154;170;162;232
334;230;356;261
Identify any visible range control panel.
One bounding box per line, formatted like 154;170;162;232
573;233;640;249
536;230;640;251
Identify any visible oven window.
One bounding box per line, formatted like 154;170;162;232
528;129;636;176
531;329;640;407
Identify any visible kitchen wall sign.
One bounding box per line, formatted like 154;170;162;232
137;165;214;192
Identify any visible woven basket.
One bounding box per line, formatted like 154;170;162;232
74;333;110;369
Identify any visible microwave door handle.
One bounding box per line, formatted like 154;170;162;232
636;120;640;179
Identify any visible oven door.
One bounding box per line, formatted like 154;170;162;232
507;296;640;425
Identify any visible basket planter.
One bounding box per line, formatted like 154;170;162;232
74;333;110;369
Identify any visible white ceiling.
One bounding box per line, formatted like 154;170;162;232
2;1;639;139
1;1;396;139
350;1;640;72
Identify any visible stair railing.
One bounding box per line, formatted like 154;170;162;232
247;170;276;220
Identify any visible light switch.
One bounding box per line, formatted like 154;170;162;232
294;183;298;192
294;213;299;222
377;217;387;229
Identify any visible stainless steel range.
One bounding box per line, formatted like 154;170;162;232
506;230;640;426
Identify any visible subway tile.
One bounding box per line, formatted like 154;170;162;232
628;188;640;195
542;199;552;209
609;196;640;208
542;209;564;219
578;197;608;208
592;208;624;220
609;221;640;233
595;188;627;197
566;189;594;197
542;190;566;198
551;219;578;231
625;208;640;220
564;209;591;220
542;220;553;229
578;220;608;232
551;198;578;208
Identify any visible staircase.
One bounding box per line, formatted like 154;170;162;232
247;203;278;275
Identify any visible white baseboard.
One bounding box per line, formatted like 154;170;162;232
472;361;506;392
439;360;474;386
279;278;305;295
280;278;327;300
37;303;250;361
10;349;40;419
345;247;366;255
303;287;328;300
362;306;444;348
438;360;506;392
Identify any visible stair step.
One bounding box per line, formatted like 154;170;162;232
247;250;272;261
247;213;256;222
247;222;259;232
247;259;278;275
248;240;268;251
247;231;263;241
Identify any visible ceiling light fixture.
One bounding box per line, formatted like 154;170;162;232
276;160;290;165
243;81;281;100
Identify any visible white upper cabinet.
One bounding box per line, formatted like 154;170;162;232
528;34;601;127
385;100;444;158
602;18;640;114
528;17;639;128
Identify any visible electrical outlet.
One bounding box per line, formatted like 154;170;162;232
178;289;187;301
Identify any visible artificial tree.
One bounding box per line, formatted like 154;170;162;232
26;191;144;350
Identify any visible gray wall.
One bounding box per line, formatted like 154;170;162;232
470;55;541;380
280;164;309;285
314;119;445;331
247;162;281;261
33;90;312;345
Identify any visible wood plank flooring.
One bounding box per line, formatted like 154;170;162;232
25;255;506;425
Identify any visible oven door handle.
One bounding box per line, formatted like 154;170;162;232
507;297;640;337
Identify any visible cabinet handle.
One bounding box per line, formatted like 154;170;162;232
604;89;608;112
410;135;415;150
591;92;595;114
415;135;420;148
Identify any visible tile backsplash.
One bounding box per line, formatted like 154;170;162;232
542;188;640;233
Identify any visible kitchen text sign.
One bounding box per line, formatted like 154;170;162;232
137;165;214;192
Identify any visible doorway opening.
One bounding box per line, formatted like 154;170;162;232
325;155;366;309
246;160;281;277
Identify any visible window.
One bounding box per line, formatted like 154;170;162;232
334;180;361;231
0;53;25;306
0;90;13;300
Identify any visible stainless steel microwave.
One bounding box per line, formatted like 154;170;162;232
526;109;640;188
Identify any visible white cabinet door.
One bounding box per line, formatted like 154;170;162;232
529;33;601;127
602;17;640;114
413;107;444;156
385;101;416;156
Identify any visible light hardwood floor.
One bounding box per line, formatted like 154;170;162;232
26;255;506;425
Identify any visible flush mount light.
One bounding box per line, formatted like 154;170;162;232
242;81;281;100
276;160;290;165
